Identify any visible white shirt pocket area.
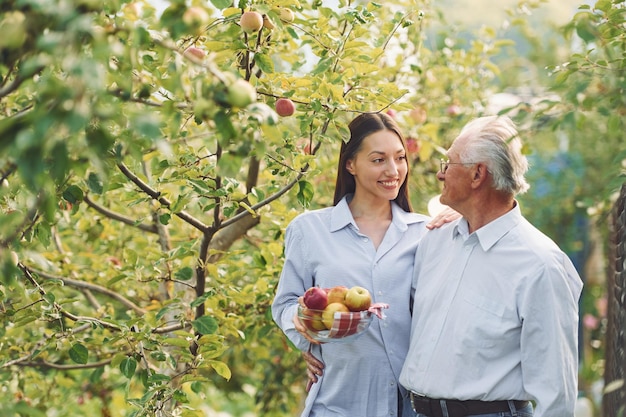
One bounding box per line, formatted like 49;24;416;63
457;289;521;350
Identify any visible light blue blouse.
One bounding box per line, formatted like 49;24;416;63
272;195;430;417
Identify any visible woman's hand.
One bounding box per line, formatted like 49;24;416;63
426;206;461;229
303;346;324;392
293;296;323;345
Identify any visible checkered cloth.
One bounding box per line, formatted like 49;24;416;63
327;303;389;337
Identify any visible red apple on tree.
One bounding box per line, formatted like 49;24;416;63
344;286;372;311
303;286;328;310
326;285;349;305
322;302;349;329
240;11;263;33
275;98;295;117
406;137;420;154
446;104;462;117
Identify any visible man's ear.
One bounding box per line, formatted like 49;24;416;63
471;163;488;187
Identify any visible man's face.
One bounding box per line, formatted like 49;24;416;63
437;135;474;210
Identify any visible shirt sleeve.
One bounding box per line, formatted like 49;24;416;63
271;219;313;352
519;255;583;417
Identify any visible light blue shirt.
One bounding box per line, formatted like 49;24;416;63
399;204;583;417
272;196;430;417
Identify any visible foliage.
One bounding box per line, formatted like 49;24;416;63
0;0;505;415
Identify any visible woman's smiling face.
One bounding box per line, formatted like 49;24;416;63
346;130;408;203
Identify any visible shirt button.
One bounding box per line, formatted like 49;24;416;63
362;237;368;242
378;291;383;295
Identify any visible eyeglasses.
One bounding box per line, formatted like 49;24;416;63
439;159;478;174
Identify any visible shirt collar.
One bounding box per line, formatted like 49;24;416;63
453;202;522;251
330;195;422;232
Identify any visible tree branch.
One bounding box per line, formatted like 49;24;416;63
117;162;211;233
26;266;147;315
14;358;113;370
84;195;158;234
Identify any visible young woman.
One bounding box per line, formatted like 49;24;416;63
272;112;453;416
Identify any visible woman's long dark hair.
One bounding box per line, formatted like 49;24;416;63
333;112;412;212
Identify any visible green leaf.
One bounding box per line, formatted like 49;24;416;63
174;266;194;281
120;357;137;379
214;110;236;143
254;53;274;74
312;57;333;75
63;185;84;203
211;0;232;7
297;180;314;207
209;360;232;380
163;337;191;348
87;172;104;194
190;292;211;308
69;343;89;364
192;316;218;335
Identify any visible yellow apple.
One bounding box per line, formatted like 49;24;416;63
322;302;349;329
344;286;372;311
240;11;263;33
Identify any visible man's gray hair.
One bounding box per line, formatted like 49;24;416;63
459;115;530;195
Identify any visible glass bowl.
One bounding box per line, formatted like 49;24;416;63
297;305;373;343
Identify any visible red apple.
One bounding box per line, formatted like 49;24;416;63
322;302;349;329
446;104;462;116
303;286;328;310
240;11;263;33
344;286;372;311
406;137;420;154
326;285;349;305
300;307;326;331
275;98;295;117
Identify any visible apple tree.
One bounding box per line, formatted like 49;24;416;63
0;0;505;415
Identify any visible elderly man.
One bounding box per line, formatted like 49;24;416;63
400;115;583;417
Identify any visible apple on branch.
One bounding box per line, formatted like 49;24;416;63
275;98;295;117
240;11;263;33
225;79;257;108
344;286;372;311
